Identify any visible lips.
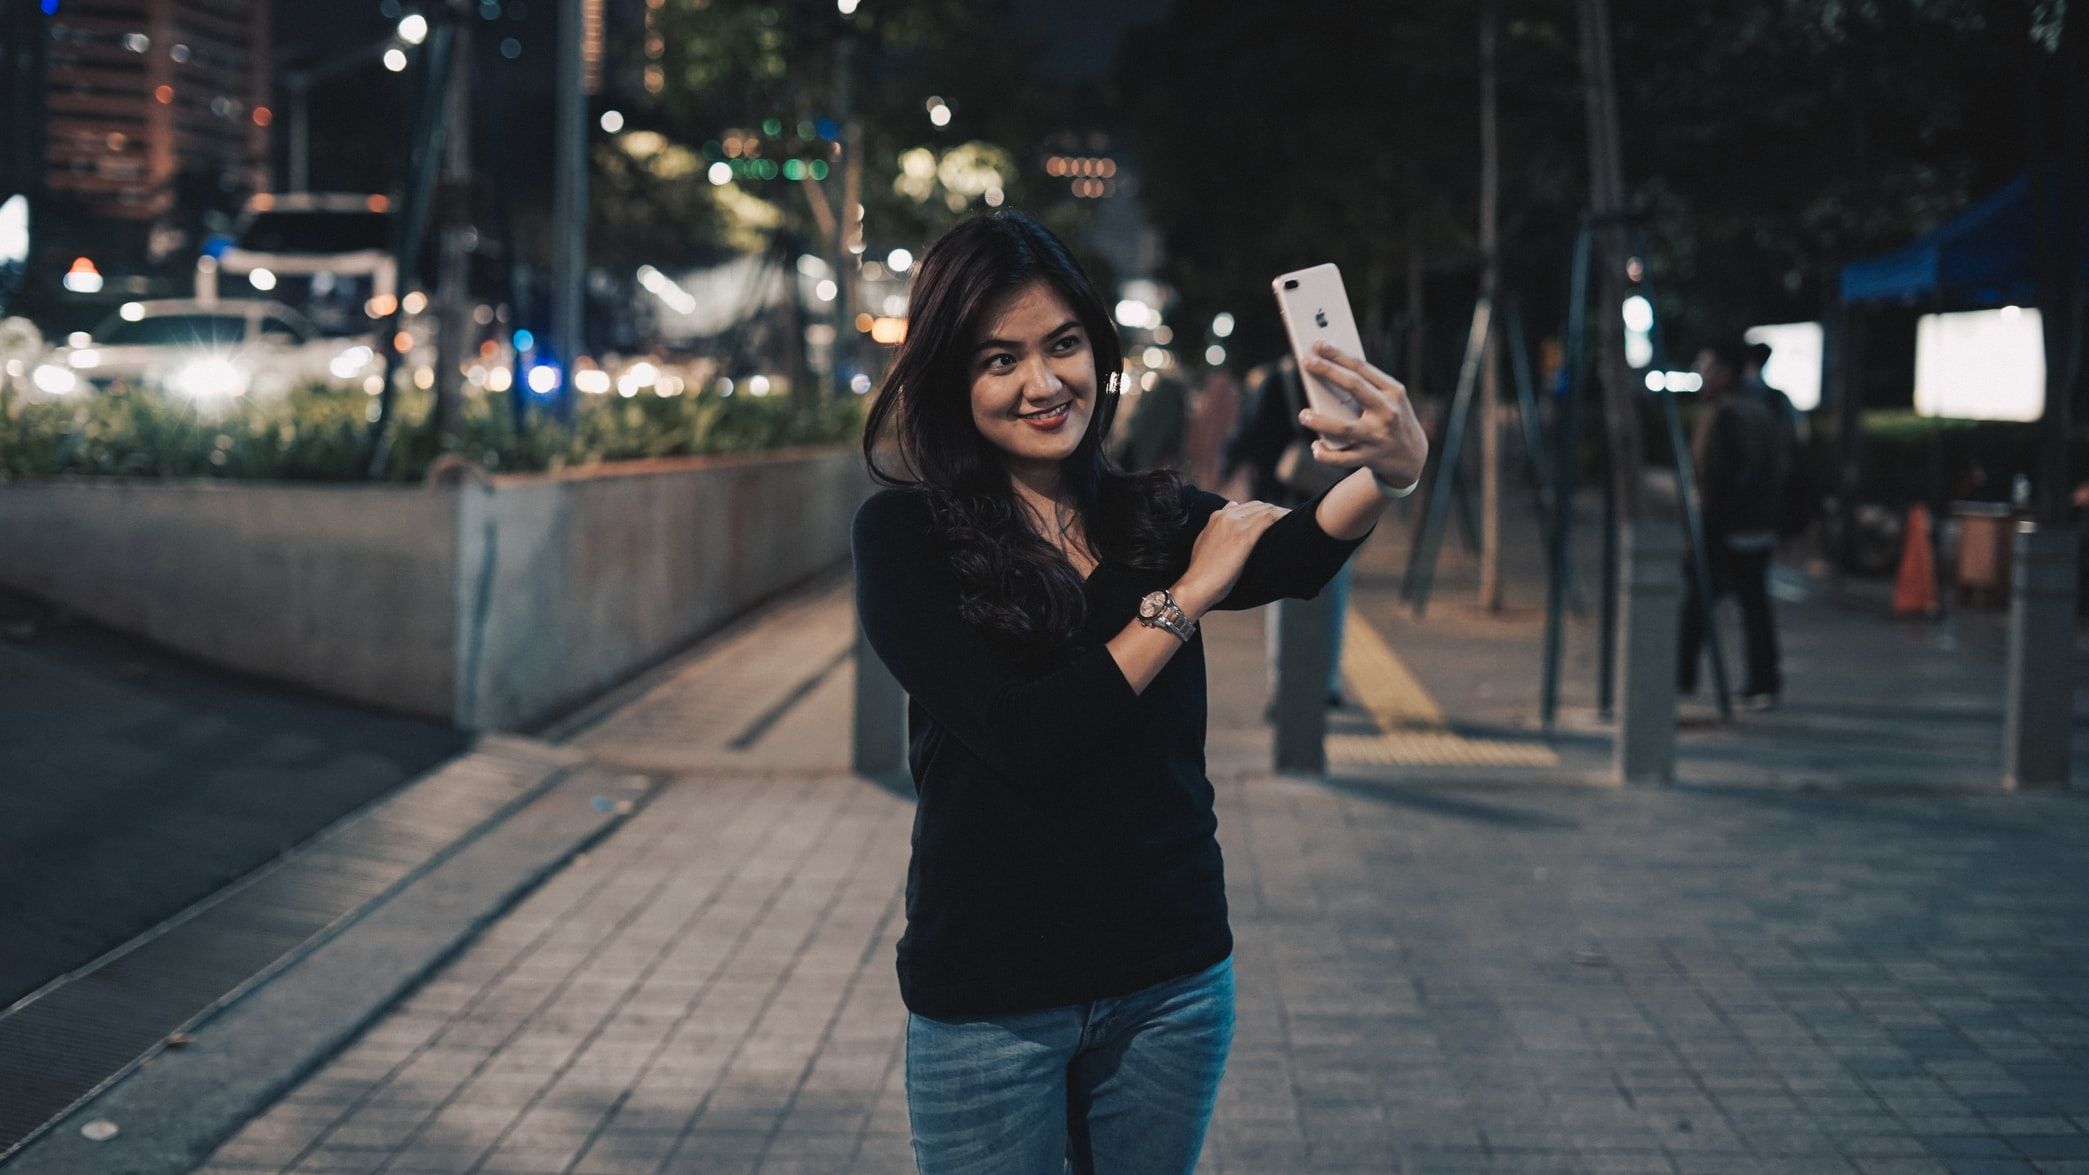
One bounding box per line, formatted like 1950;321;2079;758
1017;403;1073;430
1017;401;1071;420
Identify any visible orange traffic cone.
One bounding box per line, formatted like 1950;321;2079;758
1892;503;1939;617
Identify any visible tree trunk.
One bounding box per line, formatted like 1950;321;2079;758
1404;170;1426;403
432;14;472;438
2034;0;2084;521
1576;0;1641;518
1478;0;1505;611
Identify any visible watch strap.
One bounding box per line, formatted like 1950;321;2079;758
1139;590;1198;643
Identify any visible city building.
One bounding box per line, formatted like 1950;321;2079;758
42;0;271;226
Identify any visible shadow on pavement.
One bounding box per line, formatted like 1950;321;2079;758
0;587;469;1009
1310;774;1586;829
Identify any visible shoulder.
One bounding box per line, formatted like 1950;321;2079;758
1176;481;1230;535
852;487;936;547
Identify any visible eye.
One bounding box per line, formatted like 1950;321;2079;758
982;352;1015;373
1052;333;1084;354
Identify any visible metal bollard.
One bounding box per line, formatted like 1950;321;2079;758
851;618;908;775
1614;518;1683;786
1272;591;1336;774
2002;522;2078;790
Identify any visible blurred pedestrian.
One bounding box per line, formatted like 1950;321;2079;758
1224;354;1360;708
1679;337;1789;710
1108;373;1189;472
852;210;1426;1175
1743;341;1804;442
1180;368;1242;489
1744;340;1818;541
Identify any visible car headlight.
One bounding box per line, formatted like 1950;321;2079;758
31;364;77;394
329;344;375;380
170;357;247;400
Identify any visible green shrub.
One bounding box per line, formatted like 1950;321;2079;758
1813;411;2089;507
0;378;867;483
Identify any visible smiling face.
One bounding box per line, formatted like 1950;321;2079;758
966;280;1098;480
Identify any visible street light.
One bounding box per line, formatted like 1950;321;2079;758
397;13;429;45
281;30;420;191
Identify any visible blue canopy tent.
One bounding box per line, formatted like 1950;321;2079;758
1840;172;2089;310
1824;172;2089;572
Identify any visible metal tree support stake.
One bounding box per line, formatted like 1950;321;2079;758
2002;523;2079;790
851;620;907;776
1614;518;1683;785
1272;593;1336;775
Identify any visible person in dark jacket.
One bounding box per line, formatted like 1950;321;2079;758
852;210;1428;1175
1108;373;1189;473
1679;337;1788;709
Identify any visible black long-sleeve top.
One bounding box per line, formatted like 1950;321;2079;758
851;480;1371;1017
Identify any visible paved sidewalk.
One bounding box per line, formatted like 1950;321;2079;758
162;541;2089;1175
0;586;467;1009
1340;497;2089;789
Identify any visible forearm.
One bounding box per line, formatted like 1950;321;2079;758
1104;577;1223;695
1314;468;1394;541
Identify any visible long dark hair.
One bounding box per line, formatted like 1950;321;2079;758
861;210;1184;650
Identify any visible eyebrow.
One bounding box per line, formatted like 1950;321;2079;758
971;319;1083;356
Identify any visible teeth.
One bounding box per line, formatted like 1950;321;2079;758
1023;403;1067;420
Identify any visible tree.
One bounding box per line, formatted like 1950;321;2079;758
1608;0;2049;343
1118;0;1600;391
637;0;1077;262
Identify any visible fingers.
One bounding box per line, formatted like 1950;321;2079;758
1302;351;1378;405
1310;438;1368;467
1227;503;1287;534
1298;407;1359;443
1309;341;1407;411
1218;500;1288;528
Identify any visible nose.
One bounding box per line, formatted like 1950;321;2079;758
1021;354;1064;398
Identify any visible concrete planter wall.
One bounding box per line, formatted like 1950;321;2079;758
0;446;873;730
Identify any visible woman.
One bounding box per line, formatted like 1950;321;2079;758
851;210;1426;1174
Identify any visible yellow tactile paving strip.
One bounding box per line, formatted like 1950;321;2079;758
1332;610;1560;768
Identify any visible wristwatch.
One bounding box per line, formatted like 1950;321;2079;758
1137;589;1199;644
1370;466;1422;499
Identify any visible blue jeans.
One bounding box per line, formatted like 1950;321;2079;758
904;955;1235;1175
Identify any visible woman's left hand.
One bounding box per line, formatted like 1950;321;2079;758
1296;341;1430;487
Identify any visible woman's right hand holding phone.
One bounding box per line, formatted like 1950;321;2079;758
1296;341;1429;488
1172;500;1289;617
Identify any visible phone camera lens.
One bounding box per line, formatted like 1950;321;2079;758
1283;280;1299;290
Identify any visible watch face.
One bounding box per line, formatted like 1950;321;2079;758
1140;591;1164;619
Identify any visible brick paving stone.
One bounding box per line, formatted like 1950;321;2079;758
177;571;2089;1175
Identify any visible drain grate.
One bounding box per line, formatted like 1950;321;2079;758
0;739;576;1160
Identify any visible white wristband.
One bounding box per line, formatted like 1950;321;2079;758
1369;467;1421;499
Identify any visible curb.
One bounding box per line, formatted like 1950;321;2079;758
1;744;655;1175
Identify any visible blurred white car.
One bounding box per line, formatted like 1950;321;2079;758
199;192;397;338
28;299;381;402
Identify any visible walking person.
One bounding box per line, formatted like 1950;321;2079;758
851;210;1427;1174
1679;337;1790;710
1180;368;1243;490
1108;372;1190;473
